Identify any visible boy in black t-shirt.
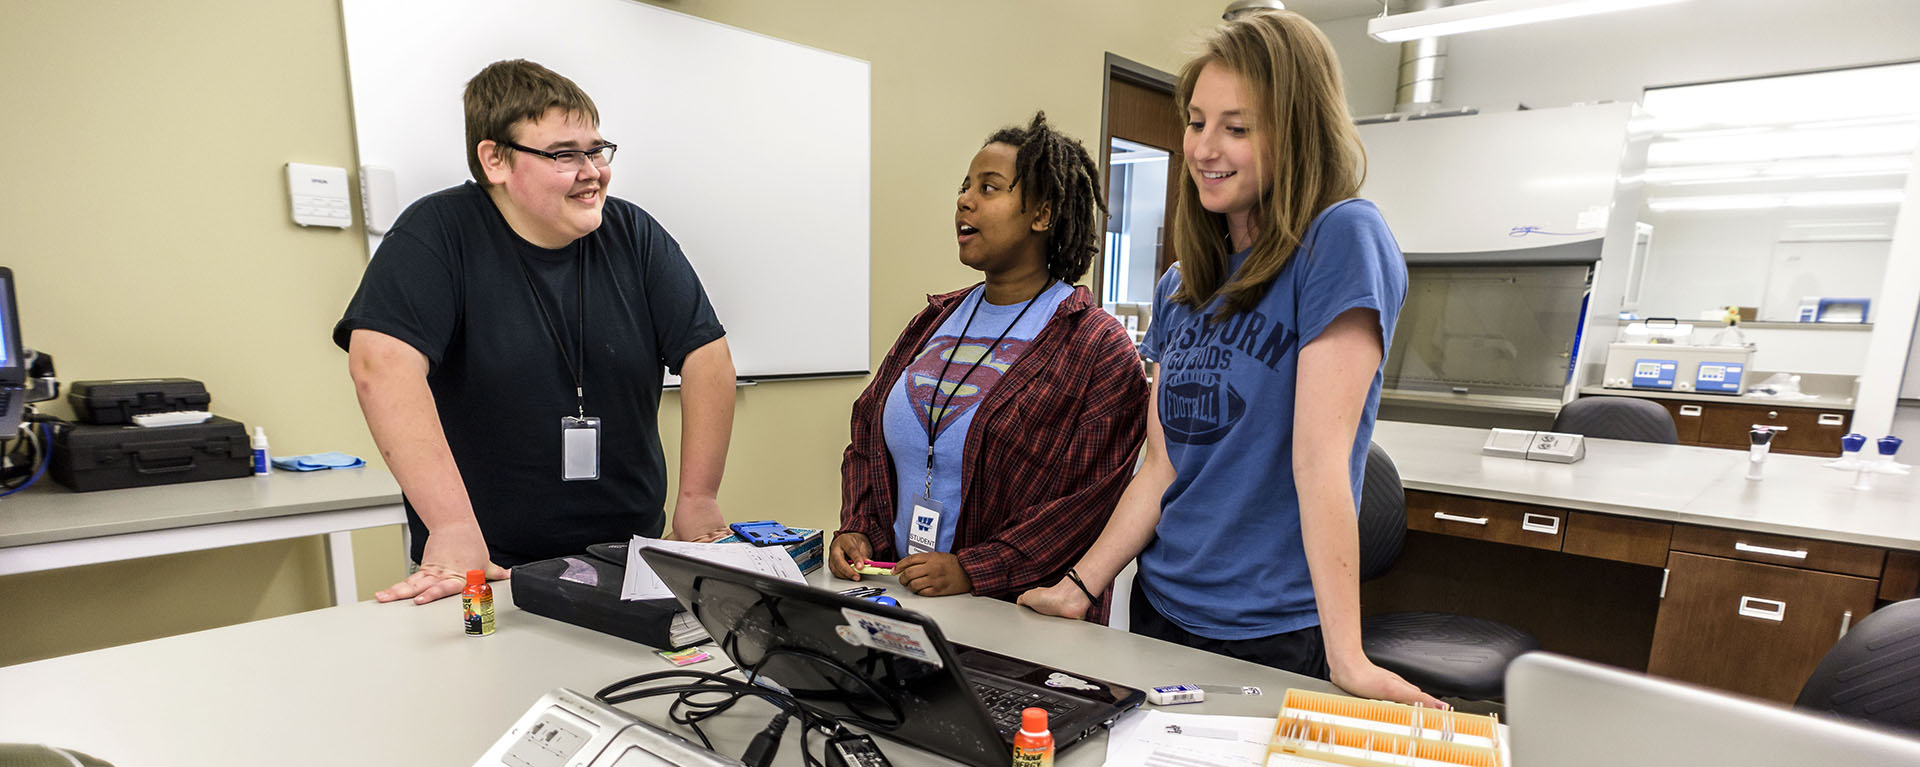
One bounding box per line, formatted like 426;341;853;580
334;59;735;605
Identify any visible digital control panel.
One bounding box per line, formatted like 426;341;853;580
1694;362;1745;394
1631;359;1678;390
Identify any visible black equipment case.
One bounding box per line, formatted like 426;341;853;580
68;378;212;425
50;416;252;492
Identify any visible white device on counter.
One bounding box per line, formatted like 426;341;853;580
285;162;352;228
475;688;743;767
1482;428;1537;459
1482;429;1586;463
1526;431;1586;463
1147;684;1205;705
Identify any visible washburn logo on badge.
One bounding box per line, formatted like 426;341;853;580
1161;371;1245;445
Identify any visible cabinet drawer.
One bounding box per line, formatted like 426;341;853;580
1404;492;1565;552
1770;408;1850;456
1882;550;1920;601
1670;524;1884;579
1663;401;1704;443
1562;512;1671;567
1649;551;1877;703
1697;403;1848;456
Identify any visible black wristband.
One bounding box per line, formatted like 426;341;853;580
1064;568;1100;604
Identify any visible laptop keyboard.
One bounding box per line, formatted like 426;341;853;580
969;676;1081;738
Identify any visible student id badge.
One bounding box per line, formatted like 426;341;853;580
908;497;942;555
561;416;601;481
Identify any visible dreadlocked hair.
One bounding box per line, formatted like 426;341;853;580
983;111;1109;284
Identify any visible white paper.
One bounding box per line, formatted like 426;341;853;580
620;536;807;600
1104;710;1275;767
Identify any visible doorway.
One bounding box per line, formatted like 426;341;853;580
1099;54;1181;342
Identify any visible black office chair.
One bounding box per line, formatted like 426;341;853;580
1359;442;1541;700
1796;598;1920;736
1551;396;1678;444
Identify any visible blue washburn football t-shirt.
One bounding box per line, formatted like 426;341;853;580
882;281;1074;555
1136;199;1407;640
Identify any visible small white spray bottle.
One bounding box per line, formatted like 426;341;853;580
251;427;271;477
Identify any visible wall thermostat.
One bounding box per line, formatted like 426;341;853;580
286;162;352;228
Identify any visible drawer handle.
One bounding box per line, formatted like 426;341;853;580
1433;512;1490;526
1739;596;1786;622
1521;513;1560;535
1678;405;1702;417
1735;542;1808;560
1768;411;1779;419
1818;414;1845;426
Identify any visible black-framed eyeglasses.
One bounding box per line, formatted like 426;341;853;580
505;141;618;173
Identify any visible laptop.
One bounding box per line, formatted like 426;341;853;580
640;548;1144;767
0;267;26;435
1507;652;1920;767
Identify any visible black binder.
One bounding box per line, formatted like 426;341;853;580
509;548;692;650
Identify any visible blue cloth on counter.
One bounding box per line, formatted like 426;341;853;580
271;452;367;471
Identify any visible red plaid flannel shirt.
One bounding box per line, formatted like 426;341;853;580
837;284;1148;620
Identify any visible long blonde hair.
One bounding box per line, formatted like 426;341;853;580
1169;11;1366;319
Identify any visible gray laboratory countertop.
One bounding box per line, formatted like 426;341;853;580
1371;420;1920;552
1576;385;1855;410
0;467;402;548
0;570;1329;767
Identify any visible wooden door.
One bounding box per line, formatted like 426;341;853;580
1647;551;1877;703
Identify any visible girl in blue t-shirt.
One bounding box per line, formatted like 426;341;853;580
1018;11;1440;708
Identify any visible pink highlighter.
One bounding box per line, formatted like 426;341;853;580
856;559;897;576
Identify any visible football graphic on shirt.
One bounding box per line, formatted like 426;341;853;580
906;335;1030;439
1161;371;1246;445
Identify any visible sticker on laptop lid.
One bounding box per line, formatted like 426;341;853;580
840;608;943;668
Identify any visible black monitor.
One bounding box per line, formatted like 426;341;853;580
0;267;26;434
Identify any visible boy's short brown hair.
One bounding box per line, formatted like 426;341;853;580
462;59;600;186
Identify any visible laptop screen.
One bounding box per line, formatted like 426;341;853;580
1507;653;1920;766
641;548;1010;767
0;268;21;381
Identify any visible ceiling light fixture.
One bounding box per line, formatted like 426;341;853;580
1224;0;1286;20
1368;0;1690;43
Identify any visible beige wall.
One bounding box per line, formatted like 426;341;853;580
0;0;1246;665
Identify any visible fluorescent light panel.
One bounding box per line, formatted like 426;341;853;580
1647;188;1906;212
1367;0;1689;42
1643;157;1914;185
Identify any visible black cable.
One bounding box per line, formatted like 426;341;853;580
0;423;49;495
597;661;884;767
740;710;789;767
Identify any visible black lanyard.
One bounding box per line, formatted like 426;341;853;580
517;252;587;418
921;281;1051;496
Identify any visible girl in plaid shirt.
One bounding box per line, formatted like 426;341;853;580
831;113;1148;617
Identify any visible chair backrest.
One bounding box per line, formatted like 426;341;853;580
1796;598;1920;735
1357;442;1405;582
1551;396;1679;444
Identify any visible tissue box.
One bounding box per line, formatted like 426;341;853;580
715;525;824;575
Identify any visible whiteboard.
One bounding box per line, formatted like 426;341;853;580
341;0;870;379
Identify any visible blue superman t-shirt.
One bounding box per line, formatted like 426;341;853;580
882;281;1074;555
1136;199;1407;640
